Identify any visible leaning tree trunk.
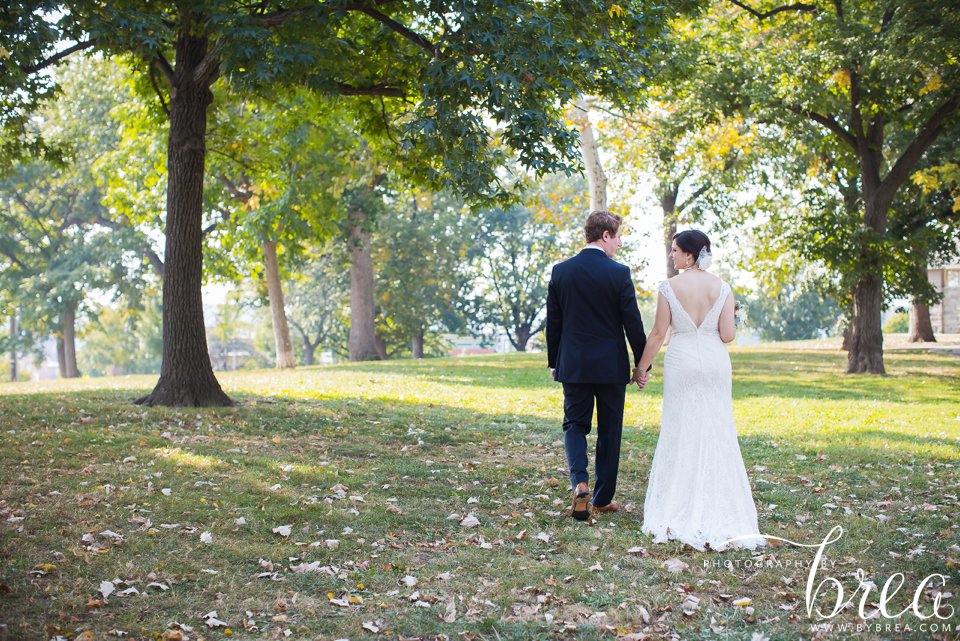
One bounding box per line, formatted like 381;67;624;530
262;240;296;368
572;97;607;212
412;330;424;359
9;314;16;382
347;211;380;361
136;32;231;406
661;183;679;279
62;306;80;378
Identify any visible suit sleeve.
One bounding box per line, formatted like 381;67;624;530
546;267;561;369
620;270;647;366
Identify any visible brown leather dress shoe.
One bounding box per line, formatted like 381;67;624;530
570;482;590;521
592;501;620;513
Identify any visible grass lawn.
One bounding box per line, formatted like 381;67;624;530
0;348;958;641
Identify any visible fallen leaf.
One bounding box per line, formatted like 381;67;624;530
99;580;115;599
661;558;689;573
200;531;213;544
362;621;380;633
273;525;292;538
203;611;228;628
682;594;700;616
400;575;418;587
460;514;480;528
442;597;457;622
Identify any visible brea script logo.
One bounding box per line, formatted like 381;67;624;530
722;526;954;623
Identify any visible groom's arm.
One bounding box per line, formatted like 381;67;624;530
620;271;647;367
546;268;561;371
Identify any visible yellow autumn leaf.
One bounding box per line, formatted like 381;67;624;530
0;46;10;60
919;73;943;96
608;3;623;17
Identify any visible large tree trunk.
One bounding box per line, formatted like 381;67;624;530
136;32;231;406
347;211;380;361
374;334;388;360
56;336;66;378
62;306;79;378
661;183;679;279
514;324;531;352
302;342;316;366
411;330;424;359
9;314;16;382
908;265;936;342
572;97;607;211
847;276;885;373
908;300;936;342
262;240;296;368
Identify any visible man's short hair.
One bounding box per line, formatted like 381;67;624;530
584;210;621;243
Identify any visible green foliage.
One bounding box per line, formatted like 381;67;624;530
7;0;696;203
697;0;960;331
883;311;909;334
462;174;587;350
745;286;842;342
78;297;163;376
0;55;157;358
373;190;473;356
286;251;352;364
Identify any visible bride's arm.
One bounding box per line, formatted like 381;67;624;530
636;293;670;374
719;292;736;343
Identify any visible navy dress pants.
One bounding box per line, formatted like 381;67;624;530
561;382;625;508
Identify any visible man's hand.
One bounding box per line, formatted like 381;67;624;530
632;367;650;391
550;368;557;380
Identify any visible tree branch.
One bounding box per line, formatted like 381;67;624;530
20;39;97;74
192;42;223;87
677;182;714;214
879;93;960;208
148;63;170;116
346;4;440;57
155;53;175;84
727;0;820;20
336;82;405;97
790;107;858;149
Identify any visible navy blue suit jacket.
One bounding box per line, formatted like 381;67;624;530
546;248;647;384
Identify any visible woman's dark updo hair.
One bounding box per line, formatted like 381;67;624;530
673;229;711;259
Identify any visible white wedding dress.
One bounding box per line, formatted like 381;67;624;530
641;279;765;551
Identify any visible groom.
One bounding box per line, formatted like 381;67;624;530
546;210;647;521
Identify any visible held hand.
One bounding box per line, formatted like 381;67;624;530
633;368;650;391
550;368;557;381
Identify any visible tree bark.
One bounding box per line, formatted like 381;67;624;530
412;330;424;359
302;342;316;366
661;183;679;279
514;324;531;352
262;240;296;368
374;333;388;360
56;336;66;378
347;211;380;361
846;137;888;374
9;314;16;382
136;31;231;406
908;301;936;342
847;275;885;374
572;97;607;212
62;306;80;378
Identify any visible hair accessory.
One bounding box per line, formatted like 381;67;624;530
696;246;712;269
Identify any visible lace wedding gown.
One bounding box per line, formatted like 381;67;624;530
641;279;765;551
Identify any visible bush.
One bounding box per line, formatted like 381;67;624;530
883;311;910;333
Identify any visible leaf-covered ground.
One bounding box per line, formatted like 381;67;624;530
0;349;958;641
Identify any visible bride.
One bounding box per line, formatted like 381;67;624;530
633;230;765;551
